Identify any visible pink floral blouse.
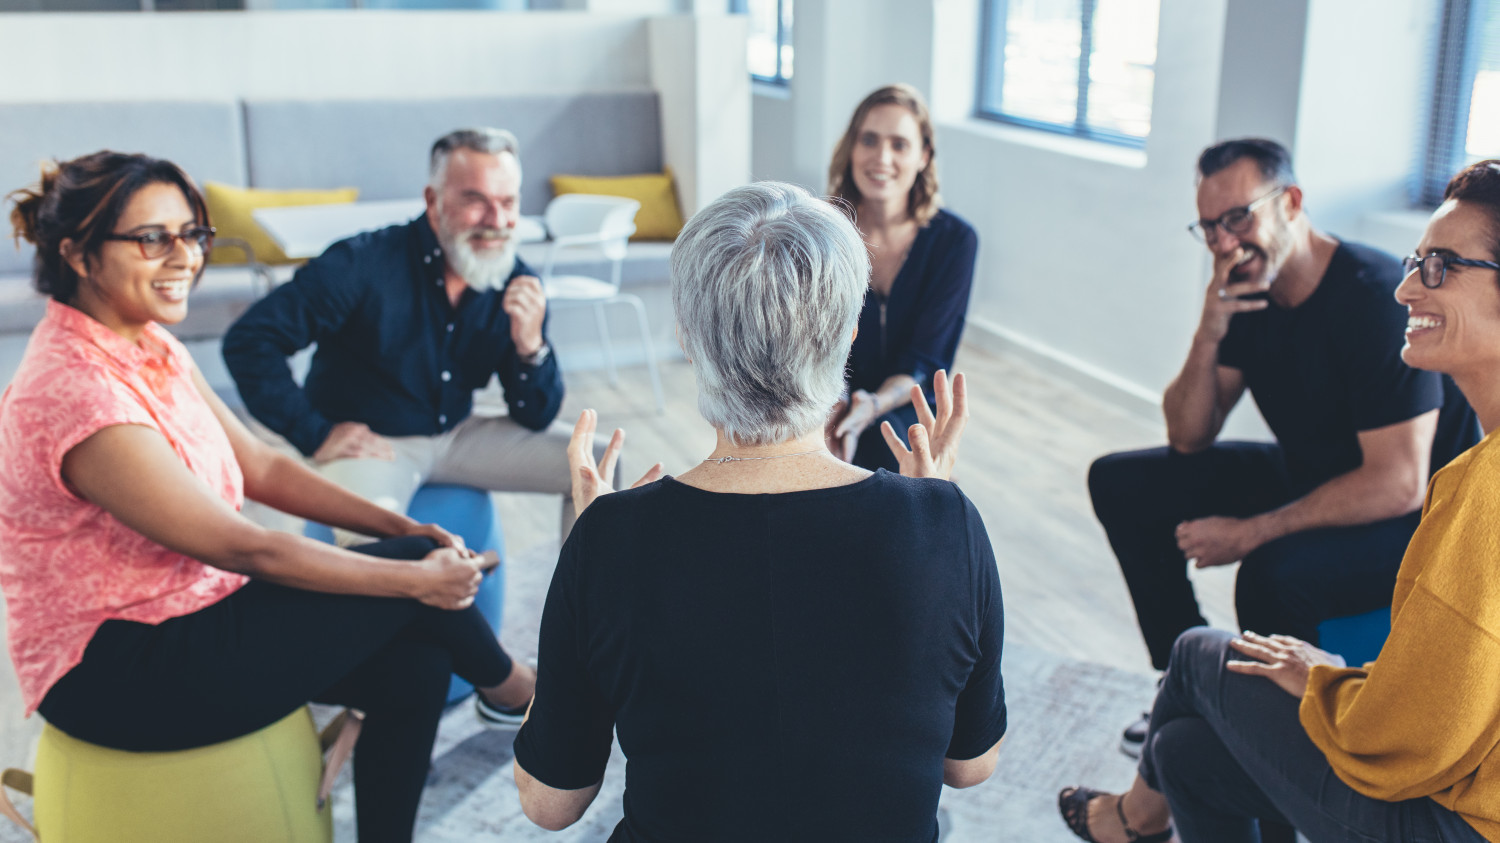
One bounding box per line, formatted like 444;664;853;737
0;301;247;715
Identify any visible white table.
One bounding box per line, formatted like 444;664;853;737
253;199;547;261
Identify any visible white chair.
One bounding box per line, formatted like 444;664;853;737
539;194;665;413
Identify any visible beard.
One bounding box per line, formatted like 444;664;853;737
436;214;517;292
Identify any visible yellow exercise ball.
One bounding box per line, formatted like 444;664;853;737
32;707;331;843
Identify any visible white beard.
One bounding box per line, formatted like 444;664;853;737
441;229;517;292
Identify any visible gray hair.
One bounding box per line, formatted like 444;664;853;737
428;127;520;189
671;182;870;445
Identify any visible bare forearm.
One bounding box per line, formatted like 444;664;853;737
874;374;919;415
244;451;417;539
514;761;602;831
1163;336;1225;452
1247;465;1425;546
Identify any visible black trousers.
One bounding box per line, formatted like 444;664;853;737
37;536;512;843
1089;443;1419;670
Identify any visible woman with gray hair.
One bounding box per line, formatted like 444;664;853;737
510;182;1006;841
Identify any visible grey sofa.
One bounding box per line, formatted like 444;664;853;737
0;92;673;338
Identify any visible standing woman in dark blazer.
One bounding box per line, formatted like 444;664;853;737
826;83;980;471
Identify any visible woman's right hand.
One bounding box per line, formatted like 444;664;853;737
568;410;664;517
413;547;499;610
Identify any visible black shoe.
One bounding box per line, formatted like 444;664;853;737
1119;712;1148;759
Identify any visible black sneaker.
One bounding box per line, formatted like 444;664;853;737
475;694;529;729
1119;712;1149;759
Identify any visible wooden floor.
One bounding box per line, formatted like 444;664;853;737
0;341;1239;778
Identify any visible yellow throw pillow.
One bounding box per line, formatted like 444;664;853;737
550;169;684;241
204;182;359;265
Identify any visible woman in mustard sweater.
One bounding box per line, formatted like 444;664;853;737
1056;160;1500;843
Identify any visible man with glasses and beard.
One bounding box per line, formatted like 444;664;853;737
225;128;604;556
1088;138;1479;760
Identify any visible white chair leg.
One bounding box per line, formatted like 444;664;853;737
592;301;617;385
617;294;664;414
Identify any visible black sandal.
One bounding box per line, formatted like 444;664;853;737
1057;786;1173;843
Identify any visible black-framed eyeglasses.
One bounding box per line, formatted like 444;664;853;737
1187;186;1287;243
1402;252;1500;289
104;226;215;260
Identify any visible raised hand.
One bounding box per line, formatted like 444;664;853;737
312;421;395;465
568;409;664;516
880;370;968;481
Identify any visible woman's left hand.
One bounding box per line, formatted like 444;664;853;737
405;521;472;556
882;370;967;481
1226;631;1346;698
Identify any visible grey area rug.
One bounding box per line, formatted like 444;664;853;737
0;542;1154;843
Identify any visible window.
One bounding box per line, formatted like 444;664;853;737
1421;0;1500;205
730;0;793;85
977;0;1160;147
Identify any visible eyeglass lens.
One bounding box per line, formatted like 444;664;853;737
139;228;213;258
1402;255;1446;289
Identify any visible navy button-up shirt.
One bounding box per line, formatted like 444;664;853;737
222;212;564;457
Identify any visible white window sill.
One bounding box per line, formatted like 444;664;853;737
939;117;1148;169
752;80;791;99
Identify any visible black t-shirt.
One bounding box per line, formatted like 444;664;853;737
1218;240;1479;494
512;471;1006;843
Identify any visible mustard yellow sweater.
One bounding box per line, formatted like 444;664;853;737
1302;430;1500;842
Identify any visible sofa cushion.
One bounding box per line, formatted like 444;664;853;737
0;101;248;277
550;169;683;241
204;182;359;265
242;92;663;216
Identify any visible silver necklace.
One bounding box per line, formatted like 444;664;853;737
704;448;823;465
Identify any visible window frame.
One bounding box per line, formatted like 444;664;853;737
975;0;1151;149
1419;0;1484;207
730;0;792;86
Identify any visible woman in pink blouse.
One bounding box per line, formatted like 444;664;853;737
1;151;533;843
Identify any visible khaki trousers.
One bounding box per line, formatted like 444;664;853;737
318;412;610;546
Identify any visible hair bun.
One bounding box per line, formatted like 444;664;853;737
7;160;59;248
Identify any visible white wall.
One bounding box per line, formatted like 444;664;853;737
0;12;654;100
752;0;1443;423
649;13;752;215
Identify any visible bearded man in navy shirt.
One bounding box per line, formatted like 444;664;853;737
225;128;607;554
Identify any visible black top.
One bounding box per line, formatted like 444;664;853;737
846;209;978;400
221;213;564;456
513;471;1006;843
1218;240;1479;494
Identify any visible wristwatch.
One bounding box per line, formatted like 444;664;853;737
518;343;551;367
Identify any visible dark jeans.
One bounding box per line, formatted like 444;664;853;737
851;402;920;472
37;536;512;843
1089;443;1419;669
1140;628;1484;843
